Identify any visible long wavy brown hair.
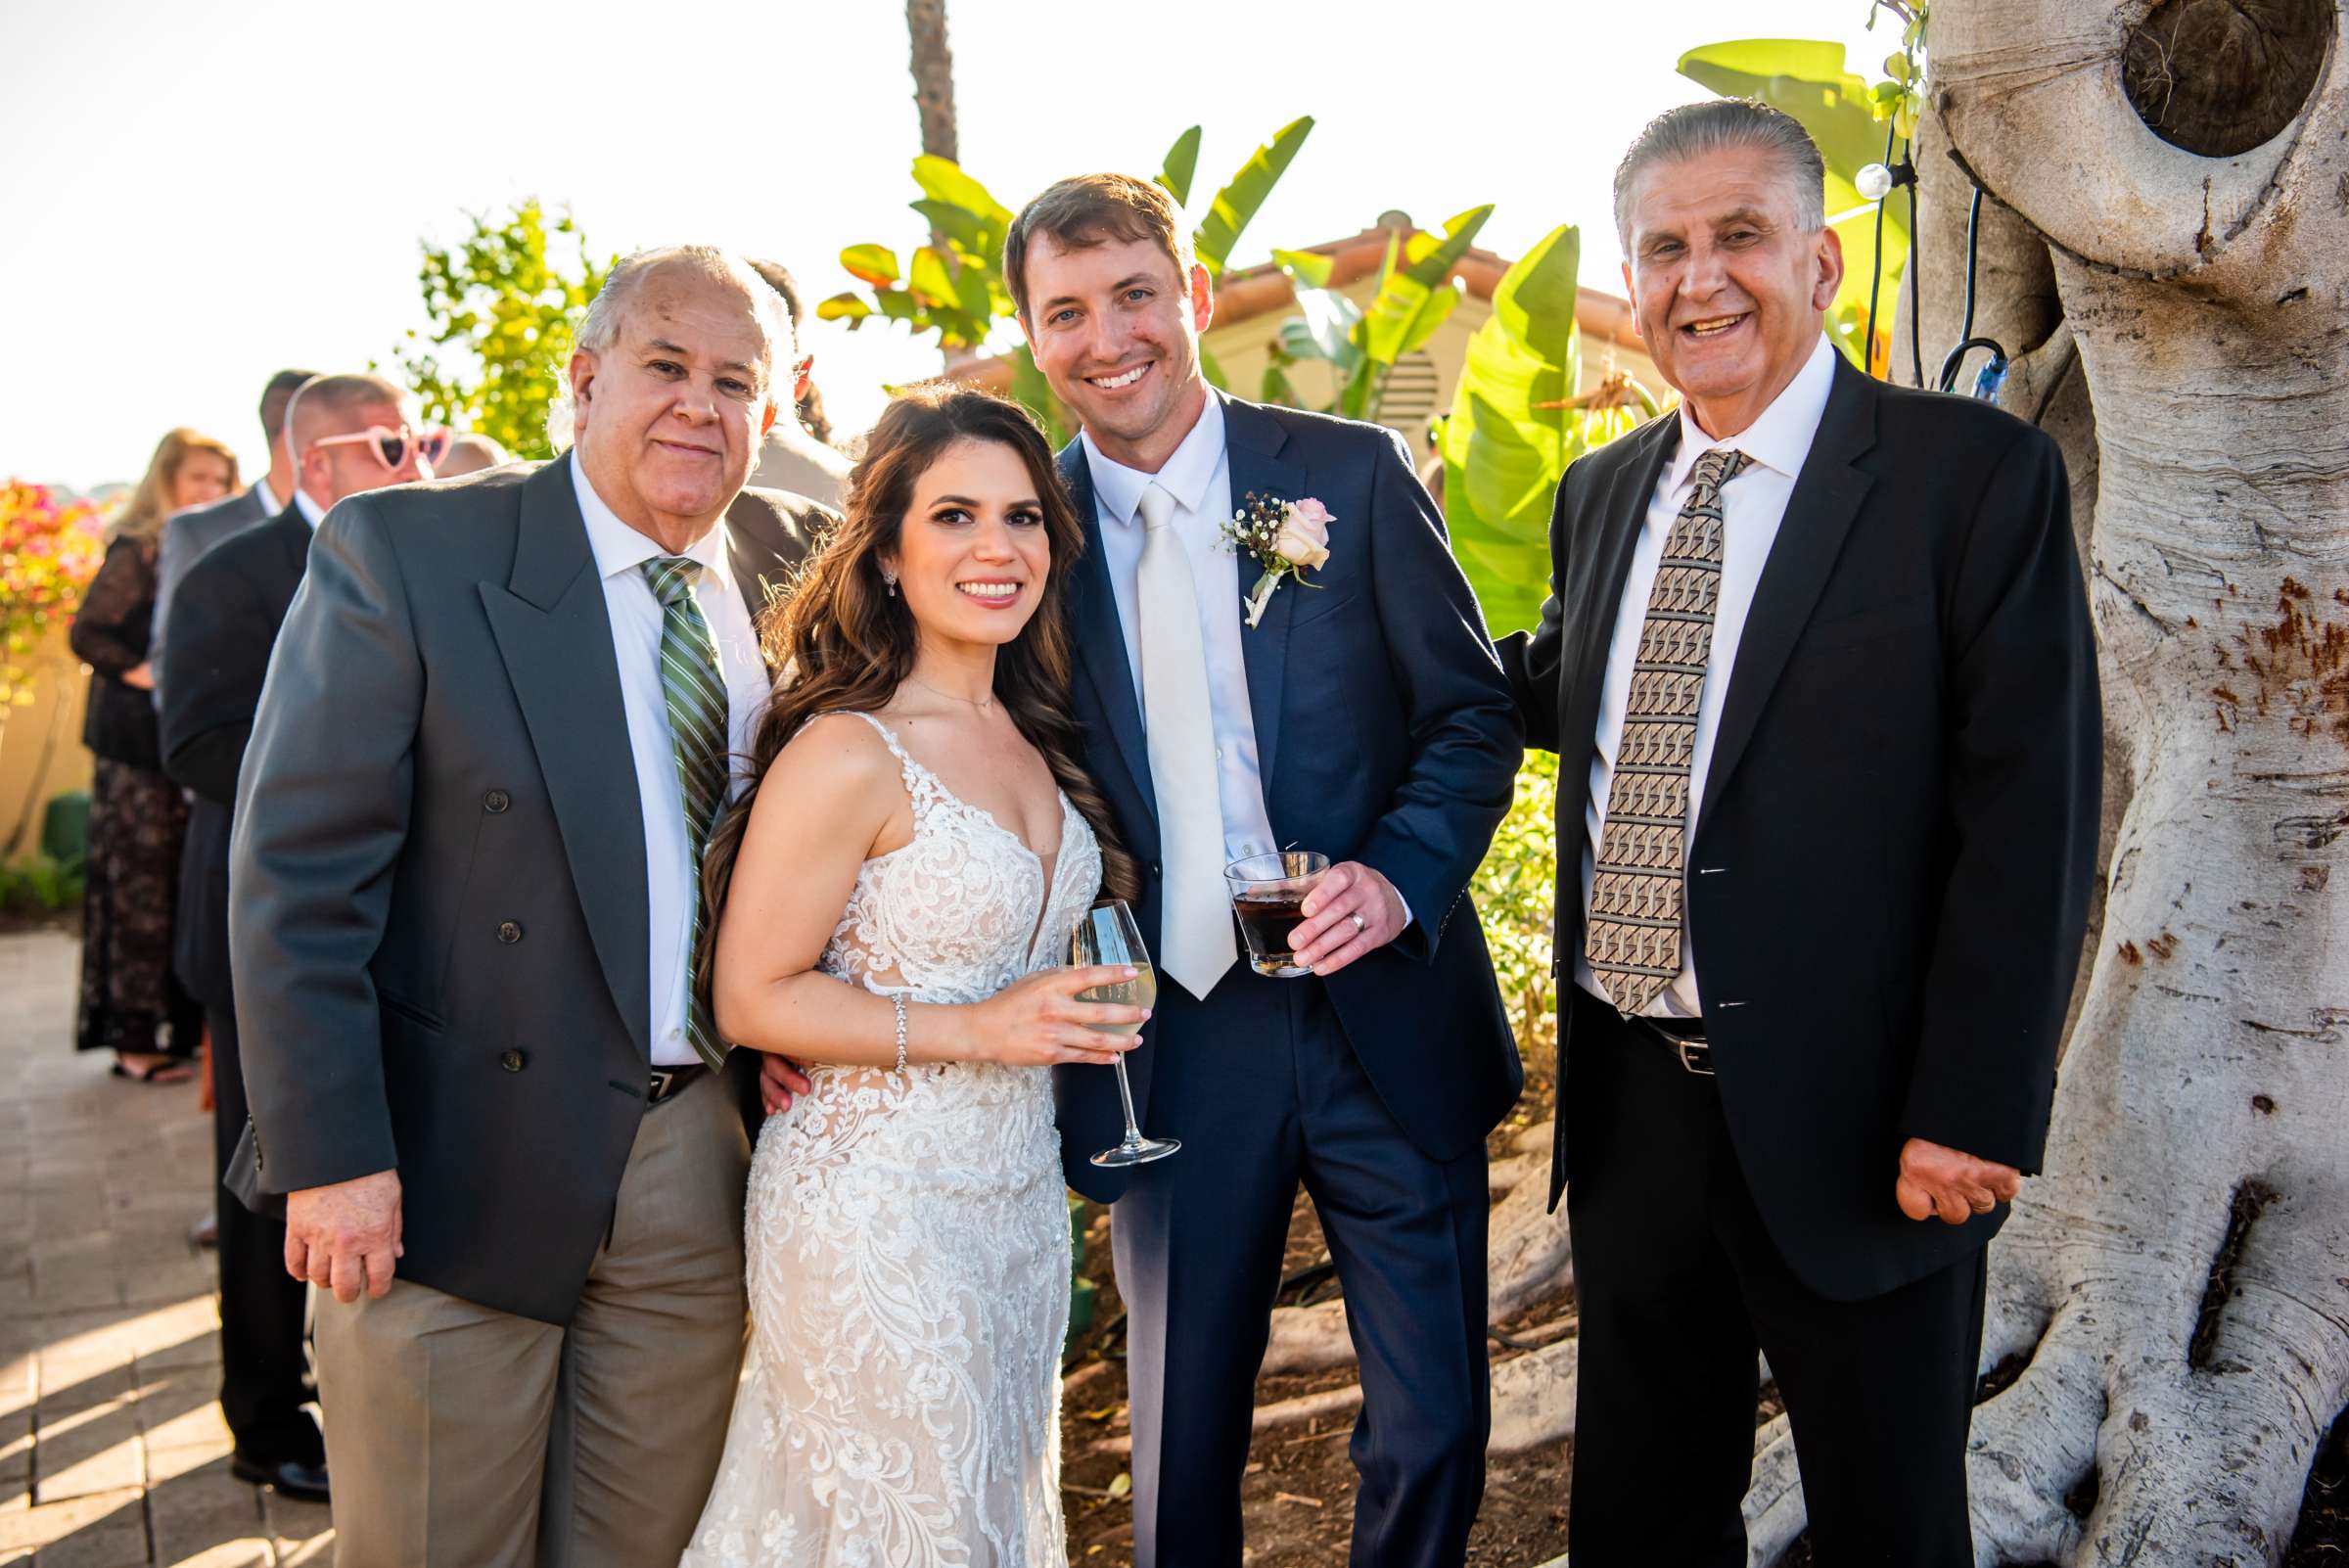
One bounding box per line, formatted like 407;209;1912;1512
698;382;1137;1006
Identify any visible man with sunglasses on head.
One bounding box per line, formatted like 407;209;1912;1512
158;371;434;1506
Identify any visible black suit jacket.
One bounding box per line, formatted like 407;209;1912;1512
211;463;825;1324
1500;355;2099;1301
160;506;313;1008
1053;392;1525;1202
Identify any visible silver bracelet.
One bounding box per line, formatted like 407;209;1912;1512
892;993;908;1074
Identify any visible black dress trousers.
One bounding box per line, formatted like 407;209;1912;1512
1563;989;1986;1568
210;1005;324;1466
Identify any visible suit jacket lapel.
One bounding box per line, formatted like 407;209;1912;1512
1696;356;1880;828
1568;415;1680;729
478;461;654;1060
1219;393;1306;789
1059;444;1157;830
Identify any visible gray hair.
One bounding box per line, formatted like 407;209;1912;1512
548;246;797;450
1612;99;1827;253
285;372;408;455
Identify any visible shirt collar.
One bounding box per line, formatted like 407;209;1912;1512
292;489;326;530
1664;332;1839;494
254;475;286;515
570;450;732;583
1079;391;1227;528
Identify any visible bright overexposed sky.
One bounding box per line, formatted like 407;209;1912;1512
2;0;1892;492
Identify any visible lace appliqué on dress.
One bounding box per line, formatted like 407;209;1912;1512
682;713;1100;1568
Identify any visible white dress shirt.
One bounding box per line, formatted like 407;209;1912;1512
1082;396;1280;867
292;489;325;529
1578;333;1838;1017
254;475;286;516
571;455;773;1066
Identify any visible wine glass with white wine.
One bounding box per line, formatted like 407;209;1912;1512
1070;899;1179;1168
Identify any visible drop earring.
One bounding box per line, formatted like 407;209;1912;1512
882;570;898;597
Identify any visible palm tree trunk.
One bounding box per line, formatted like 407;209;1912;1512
905;0;958;165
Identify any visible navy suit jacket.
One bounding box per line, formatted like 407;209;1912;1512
1053;392;1524;1202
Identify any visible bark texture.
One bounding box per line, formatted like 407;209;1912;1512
905;0;958;165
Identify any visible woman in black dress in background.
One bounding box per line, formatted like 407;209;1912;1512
69;428;237;1081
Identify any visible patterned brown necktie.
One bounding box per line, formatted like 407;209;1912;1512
1586;446;1750;1015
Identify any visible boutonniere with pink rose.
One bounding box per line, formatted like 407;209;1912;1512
1221;492;1334;628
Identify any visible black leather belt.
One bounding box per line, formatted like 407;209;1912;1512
647;1064;707;1106
1627;1013;1713;1076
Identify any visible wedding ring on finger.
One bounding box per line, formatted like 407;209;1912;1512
1349;912;1365;935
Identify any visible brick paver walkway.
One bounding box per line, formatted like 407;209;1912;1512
2;929;334;1567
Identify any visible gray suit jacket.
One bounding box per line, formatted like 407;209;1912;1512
153;481;273;705
223;459;829;1323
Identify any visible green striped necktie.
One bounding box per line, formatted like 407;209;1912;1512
641;556;730;1071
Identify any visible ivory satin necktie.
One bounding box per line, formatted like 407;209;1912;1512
1585;446;1751;1016
642;556;731;1071
1134;482;1237;999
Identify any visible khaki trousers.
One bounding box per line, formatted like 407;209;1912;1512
314;1070;752;1568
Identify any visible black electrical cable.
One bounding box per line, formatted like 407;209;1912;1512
1906;141;1924;388
1863;115;1899;376
1937;183;2013;397
1938;336;2007;392
1958;187;1983;347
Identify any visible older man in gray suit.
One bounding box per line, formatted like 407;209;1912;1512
225;248;826;1566
152;368;315;704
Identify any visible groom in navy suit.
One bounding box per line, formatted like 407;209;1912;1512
1008;174;1523;1566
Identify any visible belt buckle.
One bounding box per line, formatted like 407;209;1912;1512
1675;1038;1715;1077
648;1067;680;1103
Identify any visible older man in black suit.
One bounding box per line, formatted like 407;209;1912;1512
1501;101;2099;1566
223;249;826;1567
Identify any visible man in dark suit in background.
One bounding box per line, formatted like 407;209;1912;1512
160;371;434;1501
1007;173;1524;1567
1501;101;2099;1566
152;368;315;708
223;249;824;1566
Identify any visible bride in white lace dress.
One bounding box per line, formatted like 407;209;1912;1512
680;386;1146;1567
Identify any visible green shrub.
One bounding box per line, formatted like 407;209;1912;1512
1472;752;1559;1065
0;854;84;915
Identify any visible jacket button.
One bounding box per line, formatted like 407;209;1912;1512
484;789;511;813
497;920;523;944
500;1049;527;1072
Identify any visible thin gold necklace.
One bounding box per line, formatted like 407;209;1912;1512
906;675;997;715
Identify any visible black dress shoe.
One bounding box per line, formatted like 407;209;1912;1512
231;1453;330;1503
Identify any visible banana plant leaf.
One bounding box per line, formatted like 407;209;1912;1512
1677;39;1909;371
1158;126;1203;208
1344;208;1492;421
1195;116;1314;278
1356;208;1491;369
1271;248;1335;290
1441;223;1585;635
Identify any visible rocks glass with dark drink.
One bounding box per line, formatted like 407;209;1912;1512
1223;851;1330;978
1070;899;1178;1168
